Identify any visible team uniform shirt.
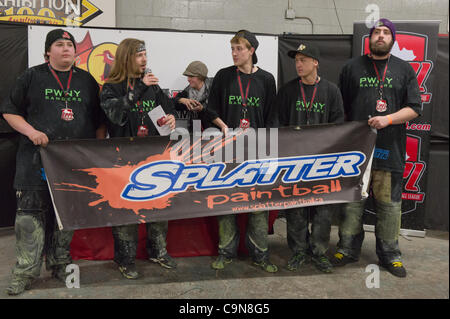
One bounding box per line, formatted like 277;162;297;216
206;66;277;128
0;63;103;190
276;77;344;126
339;54;421;173
100;79;175;138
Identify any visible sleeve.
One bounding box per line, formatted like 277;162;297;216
89;77;105;129
263;73;278;128
338;63;352;121
172;87;188;111
100;80;149;126
274;85;288;128
0;69;32;118
403;63;422;116
156;88;176;115
205;71;223;122
328;83;345;124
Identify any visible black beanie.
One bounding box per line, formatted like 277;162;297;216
45;29;76;53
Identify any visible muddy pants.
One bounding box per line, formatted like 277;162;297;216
337;170;403;264
217;211;270;262
112;221;169;265
285;205;336;257
12;190;73;280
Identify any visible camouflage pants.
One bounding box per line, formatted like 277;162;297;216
12;190;73;280
337;170;403;263
285;205;336;257
112;221;168;265
217;211;270;262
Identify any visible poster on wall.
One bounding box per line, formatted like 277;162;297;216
0;0;115;27
28;25;278;99
353;21;440;233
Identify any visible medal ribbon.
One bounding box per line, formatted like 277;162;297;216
48;63;73;107
371;55;390;98
299;78;319;112
236;68;251;119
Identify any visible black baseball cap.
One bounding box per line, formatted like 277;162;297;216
45;29;76;53
234;29;259;64
288;42;320;61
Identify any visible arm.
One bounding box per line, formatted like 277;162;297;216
328;84;345;124
100;80;149;126
368;107;419;129
264;74;278;128
3;113;49;146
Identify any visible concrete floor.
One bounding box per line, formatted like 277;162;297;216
0;218;448;300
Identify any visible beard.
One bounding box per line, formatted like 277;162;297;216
369;39;394;57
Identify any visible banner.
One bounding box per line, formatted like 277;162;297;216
352;21;440;231
0;0;115;27
40;122;376;231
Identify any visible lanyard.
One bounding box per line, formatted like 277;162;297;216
236;68;251;110
371;55;390;98
299;78;319;112
48;64;73;105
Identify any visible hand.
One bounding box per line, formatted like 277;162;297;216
163;114;176;130
191;102;203;112
27;129;49;147
180;98;202;111
142;72;159;86
368;115;390;130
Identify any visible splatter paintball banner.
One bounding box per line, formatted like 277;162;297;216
40;121;376;231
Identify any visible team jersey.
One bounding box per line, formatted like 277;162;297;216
0;63;103;190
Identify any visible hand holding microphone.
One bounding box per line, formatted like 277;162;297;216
142;68;159;86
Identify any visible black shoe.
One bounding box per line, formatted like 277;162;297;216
287;251;308;271
5;277;33;296
311;255;333;273
51;265;68;283
380;261;407;278
118;263;140;279
331;252;357;267
149;254;177;269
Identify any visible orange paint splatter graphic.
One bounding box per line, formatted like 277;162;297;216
56;132;244;221
57;144;177;220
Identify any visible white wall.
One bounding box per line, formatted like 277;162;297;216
115;0;449;35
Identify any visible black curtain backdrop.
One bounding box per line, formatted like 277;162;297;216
278;34;353;87
0;22;447;230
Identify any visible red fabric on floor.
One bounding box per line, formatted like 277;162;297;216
70;211;278;260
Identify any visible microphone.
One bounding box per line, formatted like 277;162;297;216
143;67;161;93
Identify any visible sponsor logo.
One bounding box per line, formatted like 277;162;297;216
131;100;156;113
406;122;431;131
121;152;366;201
295;101;326;113
363;32;433;105
359;76;393;88
0;0;102;26
45;89;81;102
373;148;389;160
228;95;260;107
402;134;426;209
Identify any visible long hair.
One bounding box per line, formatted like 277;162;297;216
106;38;145;85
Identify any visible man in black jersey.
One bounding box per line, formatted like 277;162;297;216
100;38;177;280
207;30;278;273
276;43;344;273
1;29;106;295
332;19;421;277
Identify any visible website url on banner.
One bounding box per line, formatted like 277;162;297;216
231;197;325;212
